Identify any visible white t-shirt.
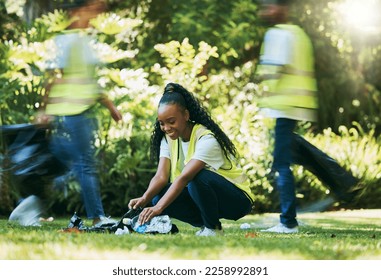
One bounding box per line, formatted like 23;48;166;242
46;31;99;70
260;27;292;66
159;134;225;171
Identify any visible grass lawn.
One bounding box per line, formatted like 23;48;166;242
0;209;380;260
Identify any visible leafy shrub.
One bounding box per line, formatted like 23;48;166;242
1;5;380;218
302;125;381;208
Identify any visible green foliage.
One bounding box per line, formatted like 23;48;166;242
1;37;50;124
1;0;380;217
152;38;218;94
35;9;73;36
167;0;262;66
90;13;143;36
112;0;263;72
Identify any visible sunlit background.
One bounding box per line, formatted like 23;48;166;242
1;0;381;218
337;0;381;34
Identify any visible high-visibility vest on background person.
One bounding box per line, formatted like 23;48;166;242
46;30;101;116
256;24;318;121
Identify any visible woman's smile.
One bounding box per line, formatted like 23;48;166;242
166;130;177;139
158;103;191;141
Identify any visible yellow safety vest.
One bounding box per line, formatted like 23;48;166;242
256;24;318;120
167;124;255;204
46;30;101;116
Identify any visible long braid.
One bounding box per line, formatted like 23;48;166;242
150;83;237;162
150;119;164;162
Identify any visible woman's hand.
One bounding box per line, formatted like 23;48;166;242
99;96;123;122
34;111;53;125
128;197;147;210
138;205;163;225
109;106;122;122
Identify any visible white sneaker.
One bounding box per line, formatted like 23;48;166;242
195;227;205;236
196;227;223;236
8;195;43;226
260;223;298;234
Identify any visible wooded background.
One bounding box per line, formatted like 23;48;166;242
1;0;380;217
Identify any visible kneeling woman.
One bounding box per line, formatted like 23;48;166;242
128;83;254;236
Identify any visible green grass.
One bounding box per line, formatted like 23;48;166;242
0;209;380;260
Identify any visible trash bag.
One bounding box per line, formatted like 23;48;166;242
6;124;67;179
60;209;139;233
60;208;179;235
291;133;359;202
1;124;67;197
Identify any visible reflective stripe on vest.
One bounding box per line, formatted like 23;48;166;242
46;34;100;116
256;24;318;114
167;124;255;204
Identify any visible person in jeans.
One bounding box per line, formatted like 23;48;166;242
128;83;254;236
40;0;122;226
256;0;358;233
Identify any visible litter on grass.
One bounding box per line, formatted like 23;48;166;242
60;208;179;235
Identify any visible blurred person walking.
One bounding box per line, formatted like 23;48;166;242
38;0;122;226
255;0;359;233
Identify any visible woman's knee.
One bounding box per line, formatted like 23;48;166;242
151;184;171;206
191;169;213;186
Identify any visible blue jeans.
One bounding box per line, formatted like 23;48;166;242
272;118;298;228
152;169;252;230
49;113;105;219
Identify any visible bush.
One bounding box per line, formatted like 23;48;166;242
2;6;380;218
303;125;381;208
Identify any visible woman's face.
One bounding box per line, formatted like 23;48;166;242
158;103;191;141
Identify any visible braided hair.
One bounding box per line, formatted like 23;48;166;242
150;83;237;162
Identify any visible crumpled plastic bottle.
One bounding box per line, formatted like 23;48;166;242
135;224;147;233
131;215;173;234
